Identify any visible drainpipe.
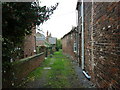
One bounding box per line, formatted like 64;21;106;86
81;0;84;70
77;27;80;66
91;0;95;72
81;0;91;80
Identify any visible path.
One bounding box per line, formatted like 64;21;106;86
19;50;95;88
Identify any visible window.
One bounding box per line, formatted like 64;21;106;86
71;34;73;39
73;42;77;52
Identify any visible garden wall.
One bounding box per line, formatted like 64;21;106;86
2;52;45;88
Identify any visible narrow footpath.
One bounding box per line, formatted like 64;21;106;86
19;50;94;88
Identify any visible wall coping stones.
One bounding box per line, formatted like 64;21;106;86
12;52;44;65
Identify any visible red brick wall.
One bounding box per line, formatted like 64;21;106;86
84;2;95;84
23;26;36;57
62;30;78;61
83;2;120;88
2;53;45;88
78;32;81;66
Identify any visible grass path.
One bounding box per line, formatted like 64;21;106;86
20;50;83;88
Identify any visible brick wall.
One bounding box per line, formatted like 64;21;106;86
2;52;45;88
62;29;78;62
82;2;120;88
84;1;95;84
78;32;81;66
23;26;36;58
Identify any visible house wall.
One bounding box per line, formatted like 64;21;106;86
62;30;78;62
78;2;120;88
78;32;81;66
36;40;44;46
77;2;82;66
93;2;120;88
23;26;36;57
84;1;94;83
36;33;45;47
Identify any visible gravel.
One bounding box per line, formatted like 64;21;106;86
71;60;96;88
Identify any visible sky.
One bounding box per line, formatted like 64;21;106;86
37;0;78;39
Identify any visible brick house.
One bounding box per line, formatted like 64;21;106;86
46;31;57;52
36;32;46;47
23;26;36;58
35;32;46;53
62;0;120;88
61;27;79;63
76;1;120;88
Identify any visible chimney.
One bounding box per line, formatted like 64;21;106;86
47;30;49;37
49;33;51;37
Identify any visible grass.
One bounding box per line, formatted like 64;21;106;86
18;56;52;87
20;50;82;88
44;50;81;88
26;56;52;81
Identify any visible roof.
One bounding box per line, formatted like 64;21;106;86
76;0;82;10
36;32;45;41
48;37;57;44
61;27;78;39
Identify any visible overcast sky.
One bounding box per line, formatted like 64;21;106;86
37;0;77;39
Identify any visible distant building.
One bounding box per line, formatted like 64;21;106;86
46;31;57;52
36;32;46;47
35;32;46;53
48;37;56;45
61;27;79;62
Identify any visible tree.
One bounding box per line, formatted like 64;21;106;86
56;39;62;51
2;2;59;63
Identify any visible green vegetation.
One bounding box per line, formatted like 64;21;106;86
2;1;59;63
56;39;62;51
36;46;41;54
2;2;58;87
17;55;52;87
21;50;82;88
26;56;51;80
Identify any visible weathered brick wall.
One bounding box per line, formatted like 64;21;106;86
77;3;82;66
62;31;78;61
84;2;95;83
78;32;81;66
2;52;45;88
23;26;36;58
61;37;66;53
83;2;120;88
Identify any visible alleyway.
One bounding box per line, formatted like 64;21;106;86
18;50;94;88
2;1;120;89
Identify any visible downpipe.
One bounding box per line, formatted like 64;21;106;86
82;70;91;80
81;0;91;80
